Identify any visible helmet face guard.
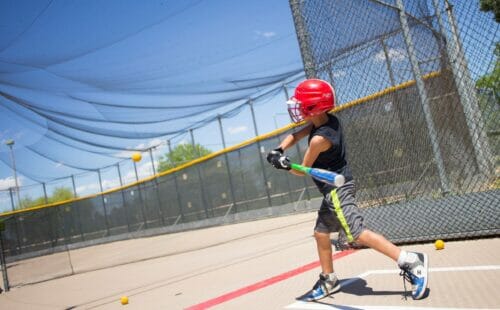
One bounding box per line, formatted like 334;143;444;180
286;79;336;123
287;98;304;123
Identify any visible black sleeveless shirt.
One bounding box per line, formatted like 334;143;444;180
308;114;353;195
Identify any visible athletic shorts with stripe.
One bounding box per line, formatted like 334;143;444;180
314;180;365;242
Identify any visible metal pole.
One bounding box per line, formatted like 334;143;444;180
381;37;412;171
149;147;165;226
217;115;238;213
70;175;84;241
289;0;317;78
97;169;110;235
133;161;148;229
432;0;493;176
249;100;273;207
396;0;450;194
381;38;396;86
0;230;10;292
42;183;48;204
5;141;21;209
43;182;58;246
148;148;157;176
189;129;211;218
8;188;21;254
168;140;184;222
70;175;77;198
116;163;131;232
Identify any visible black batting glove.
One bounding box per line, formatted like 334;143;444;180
276;155;291;170
266;147;283;165
269;157;291;171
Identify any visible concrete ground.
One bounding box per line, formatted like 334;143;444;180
0;211;498;310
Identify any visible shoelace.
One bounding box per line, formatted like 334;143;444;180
315;278;336;299
399;266;415;301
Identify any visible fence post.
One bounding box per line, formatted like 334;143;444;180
217;115;238;213
8;188;21;254
289;0;317;78
432;0;493;176
167;140;184;222
190;129;211;218
71;175;85;241
42;182;58;246
70;175;77;197
42;182;48;204
249;100;273;207
116;163;131;232
149;147;165;226
0;229;10;292
132;158;148;229
396;0;450;194
97;169;110;235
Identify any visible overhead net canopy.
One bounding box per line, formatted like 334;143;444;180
0;0;304;182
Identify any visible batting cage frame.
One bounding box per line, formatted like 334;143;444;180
0;0;498;290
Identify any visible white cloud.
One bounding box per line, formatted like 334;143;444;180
255;30;276;38
332;70;346;78
114;139;167;159
76;183;99;195
75;178;122;195
0;176;22;190
374;48;406;63
227;126;248;135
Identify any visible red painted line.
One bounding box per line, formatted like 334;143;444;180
185;249;356;310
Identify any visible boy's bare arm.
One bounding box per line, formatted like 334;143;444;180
279;124;313;151
290;134;332;176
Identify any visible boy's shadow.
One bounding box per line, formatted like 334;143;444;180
338;278;429;299
307;278;430;309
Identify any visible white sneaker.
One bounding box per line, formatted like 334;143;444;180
399;252;428;300
296;273;341;301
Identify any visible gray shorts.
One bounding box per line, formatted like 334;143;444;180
314;181;365;242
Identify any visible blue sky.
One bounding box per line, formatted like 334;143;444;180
0;0;498;212
0;0;304;205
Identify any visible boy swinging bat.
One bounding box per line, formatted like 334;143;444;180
266;79;428;301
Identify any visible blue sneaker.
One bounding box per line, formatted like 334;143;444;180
399;252;428;300
296;273;341;301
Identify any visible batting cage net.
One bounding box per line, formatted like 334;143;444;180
0;0;498;289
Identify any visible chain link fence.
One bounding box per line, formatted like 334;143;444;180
0;0;498;290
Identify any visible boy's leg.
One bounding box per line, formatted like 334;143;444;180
356;229;400;261
330;182;428;300
315;231;334;273
296;203;341;301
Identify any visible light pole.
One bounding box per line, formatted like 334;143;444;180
5;139;22;209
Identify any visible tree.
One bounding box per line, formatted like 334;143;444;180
48;187;74;203
17;186;74;209
480;0;500;22
157;143;212;172
476;43;499;101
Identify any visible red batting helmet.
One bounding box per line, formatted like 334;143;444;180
287;79;335;123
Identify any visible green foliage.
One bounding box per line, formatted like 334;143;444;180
476;43;499;101
157;143;212;172
48;187;74;203
18;186;75;209
480;0;500;22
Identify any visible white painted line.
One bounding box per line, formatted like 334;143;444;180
286;302;499;310
285;265;500;310
365;265;500;275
